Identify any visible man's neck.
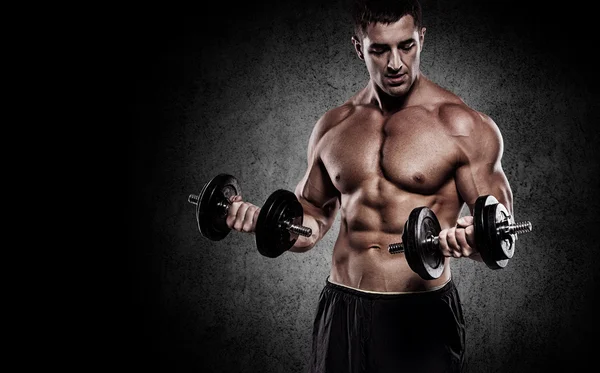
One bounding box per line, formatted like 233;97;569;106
367;74;423;115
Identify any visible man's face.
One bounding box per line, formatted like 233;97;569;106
353;15;425;97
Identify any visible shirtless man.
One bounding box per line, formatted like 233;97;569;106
226;0;513;371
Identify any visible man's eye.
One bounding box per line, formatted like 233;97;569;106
370;49;385;55
401;44;415;51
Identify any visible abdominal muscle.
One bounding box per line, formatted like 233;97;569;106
329;232;452;292
328;189;454;292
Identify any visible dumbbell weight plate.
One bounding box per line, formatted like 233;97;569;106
196;173;241;241
474;195;507;269
255;189;304;258
403;207;444;280
484;202;515;261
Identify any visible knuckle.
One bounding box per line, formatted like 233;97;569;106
228;206;240;219
233;218;244;230
438;229;447;240
226;214;236;227
456;229;467;243
237;206;249;219
438;235;448;248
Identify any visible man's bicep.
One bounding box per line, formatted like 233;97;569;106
295;159;340;225
455;114;513;214
295;111;342;224
455;162;513;215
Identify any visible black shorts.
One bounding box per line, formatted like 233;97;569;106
308;278;465;373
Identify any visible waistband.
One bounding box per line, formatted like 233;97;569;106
325;276;455;300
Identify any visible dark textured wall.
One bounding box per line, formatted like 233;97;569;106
120;0;599;372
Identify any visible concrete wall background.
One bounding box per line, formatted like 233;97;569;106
120;0;599;371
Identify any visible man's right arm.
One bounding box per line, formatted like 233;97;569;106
225;110;342;251
290;112;341;252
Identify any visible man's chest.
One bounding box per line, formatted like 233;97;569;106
319;112;460;194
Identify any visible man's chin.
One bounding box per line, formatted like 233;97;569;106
384;85;409;97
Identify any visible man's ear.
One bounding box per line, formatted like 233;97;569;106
351;36;365;61
419;27;426;47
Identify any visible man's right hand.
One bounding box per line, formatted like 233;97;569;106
226;195;261;233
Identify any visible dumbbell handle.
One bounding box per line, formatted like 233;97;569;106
498;221;532;235
188;194;312;237
282;220;312;237
388;219;532;254
188;193;230;215
389;236;438;254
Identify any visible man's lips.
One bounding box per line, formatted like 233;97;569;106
386;73;406;84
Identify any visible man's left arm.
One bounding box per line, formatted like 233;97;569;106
438;112;513;261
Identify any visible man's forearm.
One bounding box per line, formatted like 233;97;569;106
289;214;321;253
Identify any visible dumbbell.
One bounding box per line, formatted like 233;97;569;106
387;195;533;280
473;195;532;270
187;173;312;258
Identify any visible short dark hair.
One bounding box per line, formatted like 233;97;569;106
351;0;423;38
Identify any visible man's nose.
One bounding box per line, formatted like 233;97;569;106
387;49;402;72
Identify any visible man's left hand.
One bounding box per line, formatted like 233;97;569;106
438;216;476;258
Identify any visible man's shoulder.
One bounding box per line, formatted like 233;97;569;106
432;100;503;158
419;80;497;134
311;102;357;136
432;97;498;140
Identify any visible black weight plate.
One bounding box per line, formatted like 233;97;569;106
480;204;508;269
485;203;514;262
255;189;304;258
474;195;502;269
196;174;241;241
403;207;444;280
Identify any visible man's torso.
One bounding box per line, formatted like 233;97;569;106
316;79;481;291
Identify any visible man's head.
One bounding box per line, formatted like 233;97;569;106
351;0;426;97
